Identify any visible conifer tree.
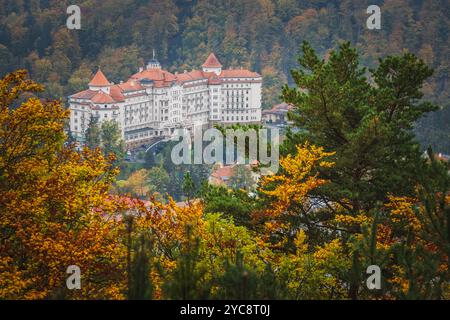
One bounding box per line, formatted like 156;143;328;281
282;42;438;215
162;226;210;299
214;252;287;299
128;233;154;300
85;116;101;150
182;172;196;200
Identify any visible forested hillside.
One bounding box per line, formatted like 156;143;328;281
0;0;448;151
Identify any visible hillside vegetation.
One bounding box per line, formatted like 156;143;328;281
0;0;448;152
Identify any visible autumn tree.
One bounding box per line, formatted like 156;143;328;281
0;70;127;299
259;142;335;250
147;166;170;197
116;169;150;198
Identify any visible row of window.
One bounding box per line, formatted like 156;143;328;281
223;115;258;121
223;83;251;88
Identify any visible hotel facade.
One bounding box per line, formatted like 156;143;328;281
68;53;262;147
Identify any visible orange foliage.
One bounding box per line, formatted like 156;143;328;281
0;70;126;299
257;143;334;244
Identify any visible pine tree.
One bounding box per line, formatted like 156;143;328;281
214;252;287;299
128;233;154;300
85;116;101;150
162;226;210;299
282;41;438;215
100;120;126;163
182;172;196;200
393;147;450;299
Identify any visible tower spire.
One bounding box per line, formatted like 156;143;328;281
146;49;161;70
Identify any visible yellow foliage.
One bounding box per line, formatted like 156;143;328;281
385;195;422;233
258;143;334;245
261;142;334;209
0;70;126;299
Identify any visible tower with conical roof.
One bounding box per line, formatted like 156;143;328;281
89;68;111;93
202;53;222;75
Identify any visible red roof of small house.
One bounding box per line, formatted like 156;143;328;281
262;103;294;115
89;69;110;87
202;53;222;68
211;165;234;181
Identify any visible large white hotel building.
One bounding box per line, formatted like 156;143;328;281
68;53;262;147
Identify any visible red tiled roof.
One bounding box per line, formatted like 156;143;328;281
176;70;205;82
91;91;116;104
109;85;125;102
89;69;110;87
211;165;234;180
131;68;176;82
153;80;169;88
273;103;293;111
117;80;144;92
70;89;98;99
208;75;222;85
175;70;218;84
219;69;261;78
262;103;294;115
202;53;222;68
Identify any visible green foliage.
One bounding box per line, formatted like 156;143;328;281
85;118;126;162
201;184;257;227
345;215;389;299
229;165;256;191
85;117;101;149
213;252;288;300
0;0;448;151
146;140;211;201
182;172;195;200
282;41;437;213
162;226;210;299
101;120;126;162
128;233;153;300
147;166;170;196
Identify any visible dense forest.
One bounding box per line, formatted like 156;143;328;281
0;0;449;152
1;42;449;299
